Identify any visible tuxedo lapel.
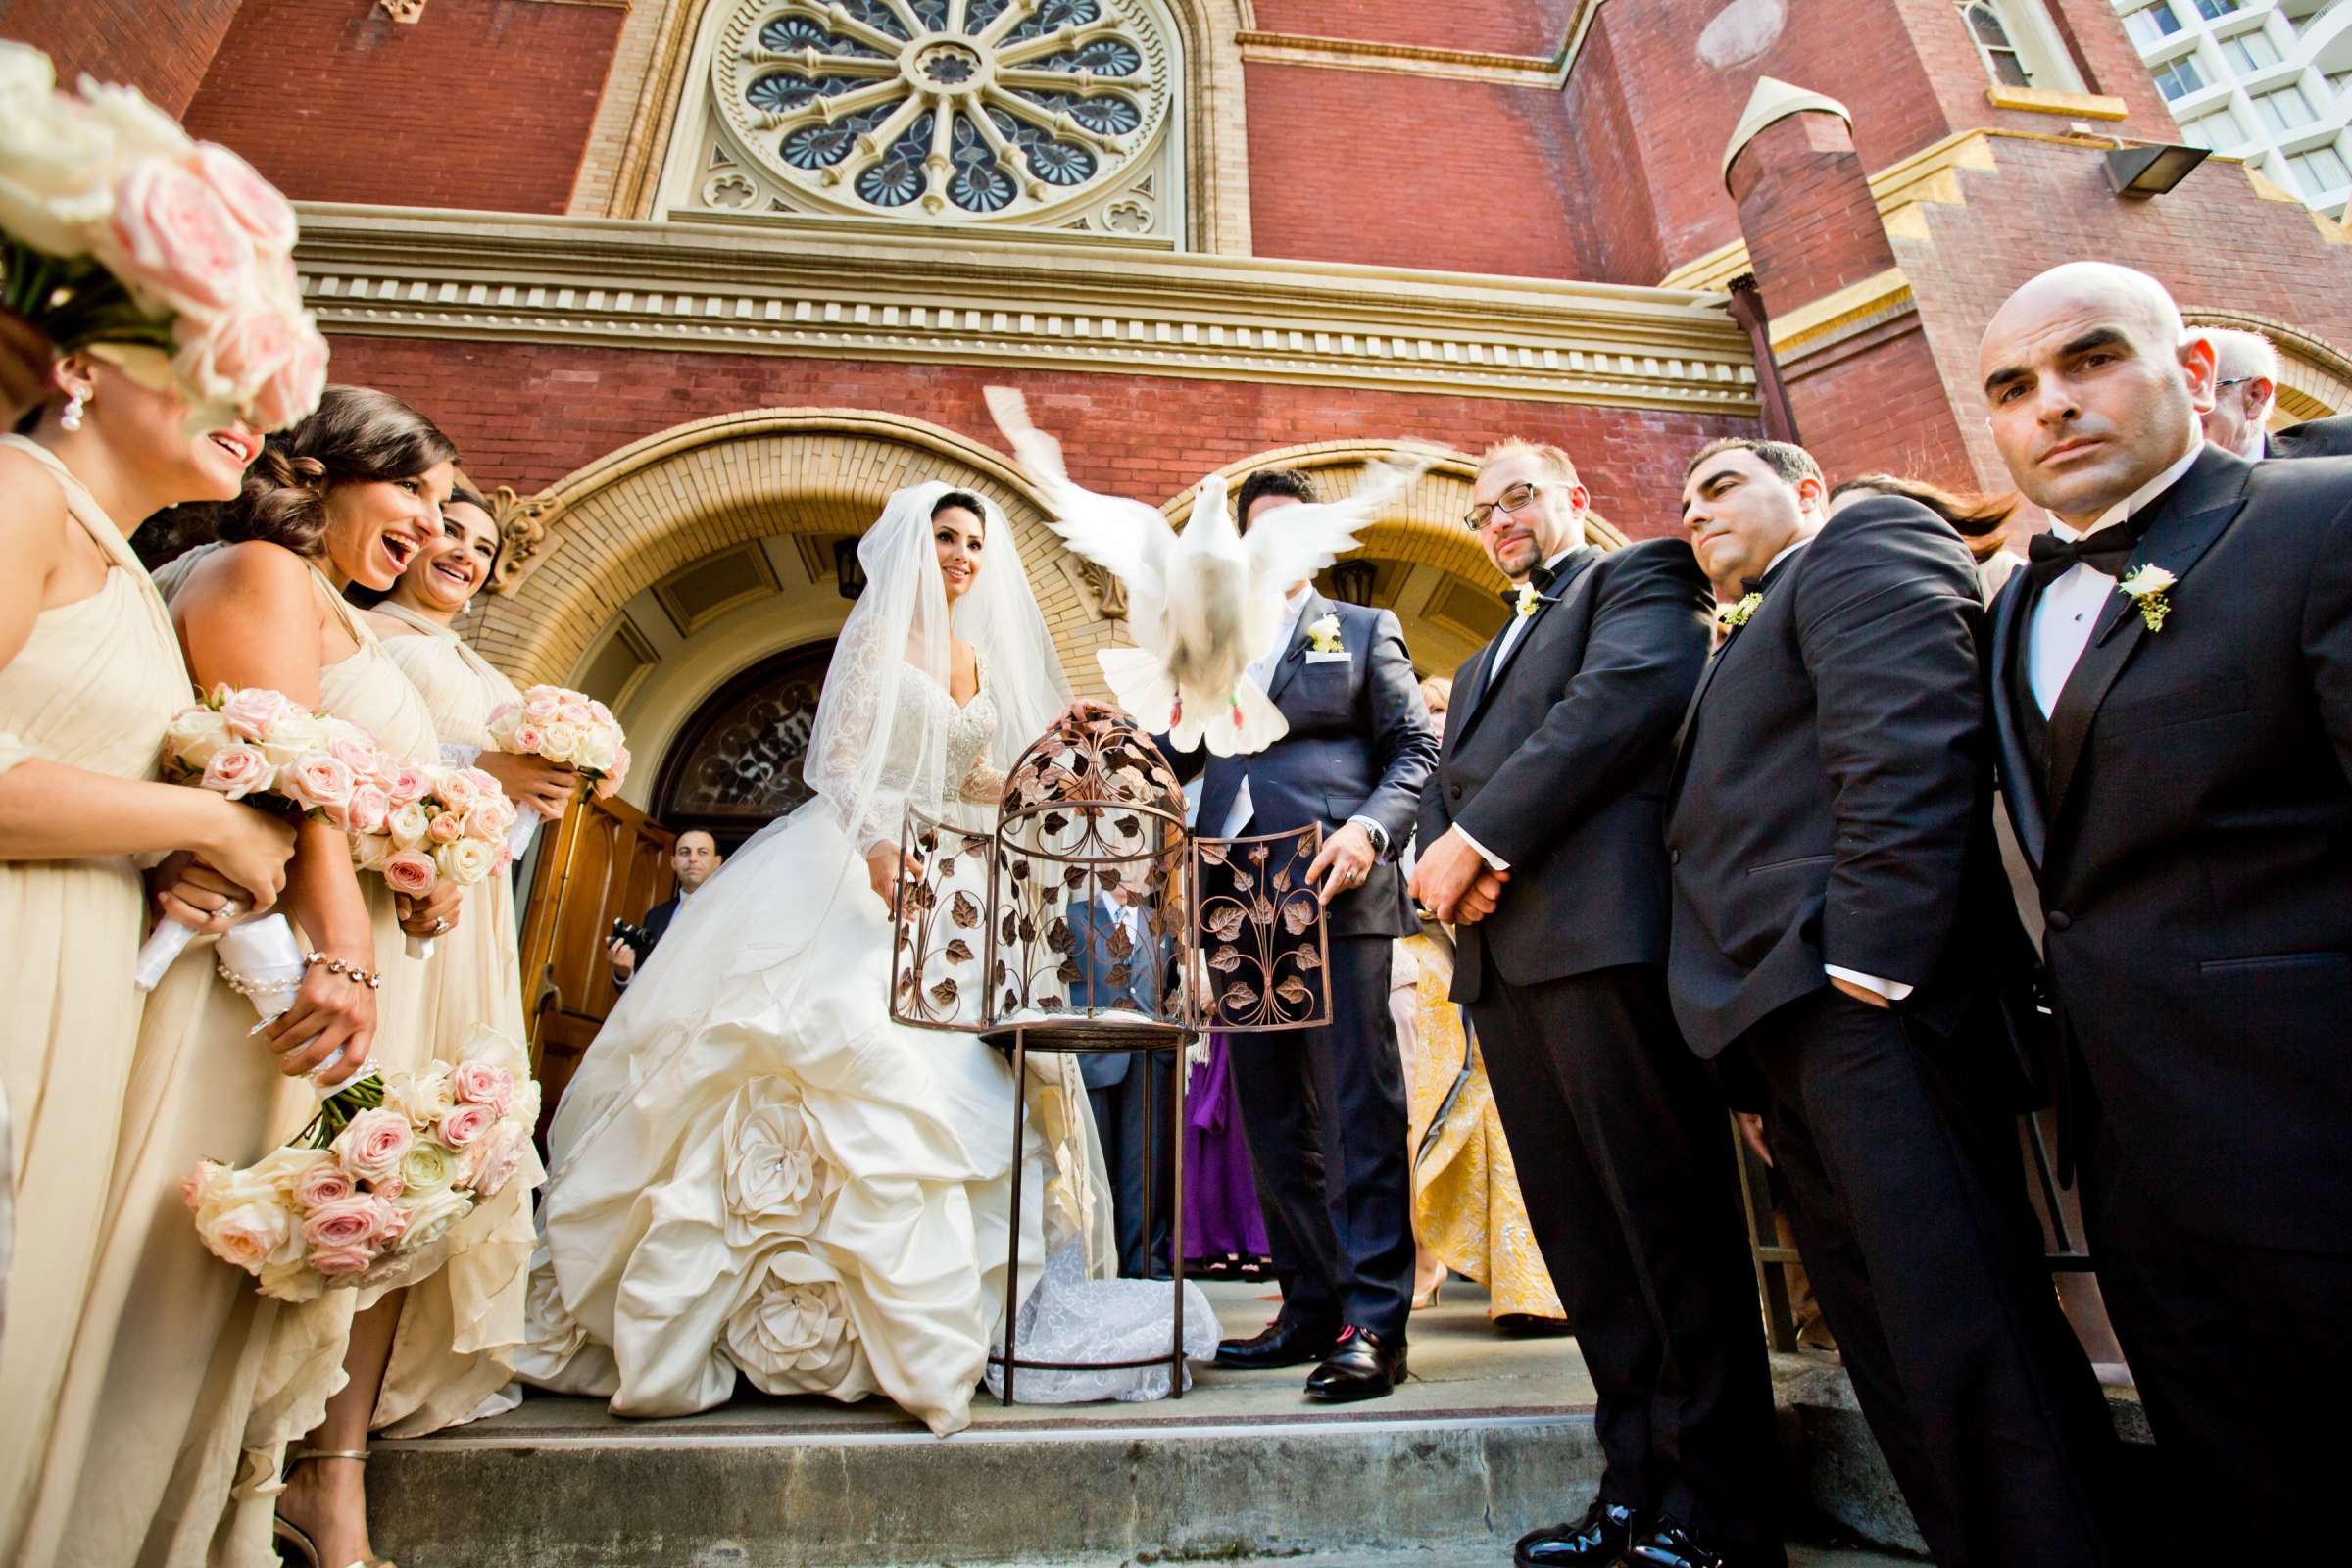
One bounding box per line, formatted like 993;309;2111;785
1262;590;1327;708
2044;452;2249;819
1453;550;1591;745
1987;570;2047;874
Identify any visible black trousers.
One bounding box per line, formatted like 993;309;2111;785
1087;1054;1177;1278
1746;987;2124;1568
2082;1109;2352;1560
1470;957;1782;1557
1228;932;1414;1343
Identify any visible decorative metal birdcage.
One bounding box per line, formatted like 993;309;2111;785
887;709;1331;1401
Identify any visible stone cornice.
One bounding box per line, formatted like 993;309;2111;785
1235;0;1605;89
292;204;1758;414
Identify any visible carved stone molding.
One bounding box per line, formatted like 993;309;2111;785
377;0;427;22
292;206;1758;414
1077;560;1128;619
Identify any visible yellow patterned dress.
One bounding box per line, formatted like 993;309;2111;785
1398;931;1563;1321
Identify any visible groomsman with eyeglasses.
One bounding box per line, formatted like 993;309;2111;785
1978;262;2352;1559
1411;441;1782;1568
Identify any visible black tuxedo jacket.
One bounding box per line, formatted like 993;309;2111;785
1417;539;1712;1004
1665;497;2035;1064
641;895;681;951
1987;445;2352;1253
2268;414;2352;461
1167;591;1437;941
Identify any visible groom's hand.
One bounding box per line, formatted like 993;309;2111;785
1408;826;1505;923
1305;821;1377;906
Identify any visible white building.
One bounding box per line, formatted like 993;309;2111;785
2115;0;2352;217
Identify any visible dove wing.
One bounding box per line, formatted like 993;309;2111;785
985;385;1172;600
1241;445;1436;592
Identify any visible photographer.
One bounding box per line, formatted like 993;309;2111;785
609;829;721;987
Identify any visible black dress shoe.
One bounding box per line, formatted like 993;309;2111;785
1302;1325;1405;1401
1625;1519;1749;1568
1514;1498;1642;1566
1214;1317;1339;1370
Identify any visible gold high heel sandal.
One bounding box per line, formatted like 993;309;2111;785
273;1448;398;1568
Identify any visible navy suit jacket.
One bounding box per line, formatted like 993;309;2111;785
1071;895;1165;1089
1165;590;1438;941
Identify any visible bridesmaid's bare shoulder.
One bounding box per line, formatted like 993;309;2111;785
174;541;322;634
0;443;72;561
363;607;422;640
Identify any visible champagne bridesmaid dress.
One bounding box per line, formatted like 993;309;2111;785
48;551;444;1568
368;598;543;1438
0;438;194;1566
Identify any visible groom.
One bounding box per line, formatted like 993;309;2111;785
1163;466;1438;1402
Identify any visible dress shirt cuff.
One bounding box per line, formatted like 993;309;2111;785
1346;815;1389;858
1825;964;1914;1003
1454;826;1509;873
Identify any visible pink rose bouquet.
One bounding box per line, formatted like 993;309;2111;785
346;762;518;959
136;685;391;991
184;1023;542;1302
0;41;326;433
485;685;631;859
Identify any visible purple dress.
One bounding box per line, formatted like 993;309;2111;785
1184;1034;1271;1263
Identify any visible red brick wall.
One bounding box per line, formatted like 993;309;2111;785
0;0;245;115
1729;111;1901;308
1559;20;1668;288
318;335;1747;541
1242;62;1601;280
1249;0;1586;58
181;0;622;214
1782;318;1980;495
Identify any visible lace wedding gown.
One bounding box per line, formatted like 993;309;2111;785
520;654;1151;1434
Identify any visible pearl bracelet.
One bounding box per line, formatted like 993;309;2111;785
304;950;383;989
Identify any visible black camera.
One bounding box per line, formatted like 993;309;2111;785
611;917;653;959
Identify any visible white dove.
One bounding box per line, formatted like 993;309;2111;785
986;385;1432;757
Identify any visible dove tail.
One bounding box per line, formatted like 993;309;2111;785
1097;644;1185;736
1200;678;1290;758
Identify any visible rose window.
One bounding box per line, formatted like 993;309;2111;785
709;0;1175;227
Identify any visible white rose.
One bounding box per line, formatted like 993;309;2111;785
381;1068;455;1129
256;710;324;769
387;801;430;850
351;831;393;873
163;705;227;772
247;1144;331;1197
392;1184;471;1252
256;1256;325;1303
537;721;582;764
194;1196;296;1277
434;836;500;885
0;75;116;257
73;75;196;164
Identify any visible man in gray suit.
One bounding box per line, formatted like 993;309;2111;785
1166;466;1438;1402
1073;888;1175;1277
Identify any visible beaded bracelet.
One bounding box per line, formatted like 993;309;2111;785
304;950;384;990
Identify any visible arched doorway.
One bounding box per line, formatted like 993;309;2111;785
648;640;835;854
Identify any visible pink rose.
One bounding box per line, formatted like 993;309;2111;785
309;1244;374;1276
199;741;275;801
460;766;503;799
523;693;562;722
287;753;356;811
175;304;296;411
426;810;465;846
193;143;297;253
249;321;325;432
597;752;629;799
439;1102;496;1150
432;768;479;809
469;1121;528;1199
384;763;433;808
339;783;392;838
381;849;437;898
450;1060;514;1115
293;1160;356;1211
464;797;514;841
510;722;547;754
329;734;384;780
559;700;593;724
588;699;616;726
371;1193;409;1242
219;686;293;741
332;1107;415;1185
106;157;254;315
301;1193;387;1253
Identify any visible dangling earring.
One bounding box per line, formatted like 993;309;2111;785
59;387;88;432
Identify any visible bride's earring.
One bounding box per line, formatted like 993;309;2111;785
59;387;88;432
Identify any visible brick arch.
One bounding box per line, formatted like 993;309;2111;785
1165;439;1632;592
574;0;1253;255
471;408;1107;690
2184;308;2352;421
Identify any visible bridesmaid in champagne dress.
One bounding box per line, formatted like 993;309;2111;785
358;483;570;1436
0;354;292;1568
73;388;464;1568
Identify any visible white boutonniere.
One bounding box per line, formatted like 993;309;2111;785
2116;564;2176;632
1512;582;1544;620
1714;591;1763;635
1305;612;1345;654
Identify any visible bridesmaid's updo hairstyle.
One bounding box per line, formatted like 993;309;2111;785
931;489;987;534
218;385;459;558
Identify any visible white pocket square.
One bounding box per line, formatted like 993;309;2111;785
1304;650;1351;663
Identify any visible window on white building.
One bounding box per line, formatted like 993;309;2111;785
2221;30;2280;73
2193;0;2241;19
2153;56;2208;97
2287;144;2352;196
2126;2;2185;48
2255;83;2317;130
2183;105;2250;146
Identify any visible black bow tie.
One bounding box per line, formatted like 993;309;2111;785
1497;559;1562;609
1739;577;1766;597
2025;514;2151;587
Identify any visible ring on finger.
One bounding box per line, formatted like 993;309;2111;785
431;918;450;935
220;899;242;920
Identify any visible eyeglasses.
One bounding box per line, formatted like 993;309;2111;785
1463;481;1545;532
2215;377;2254;390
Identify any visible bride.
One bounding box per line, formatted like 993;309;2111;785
518;482;1117;1435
